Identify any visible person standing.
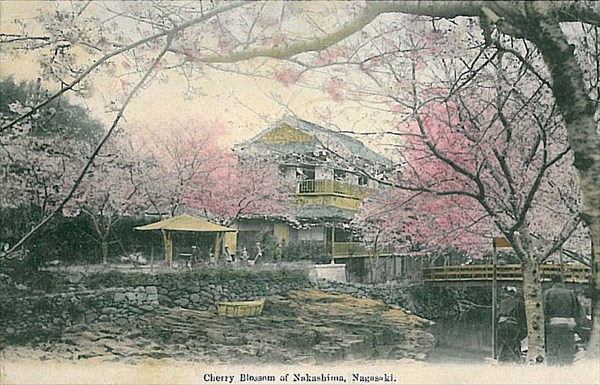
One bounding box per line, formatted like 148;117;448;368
191;245;200;268
543;275;588;366
497;287;527;363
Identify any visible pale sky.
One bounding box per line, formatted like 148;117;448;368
0;1;397;151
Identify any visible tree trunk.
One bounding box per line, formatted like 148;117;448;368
102;237;109;265
528;16;600;360
588;226;600;358
521;260;546;364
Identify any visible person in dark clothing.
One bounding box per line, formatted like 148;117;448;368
497;287;527;363
543;275;589;366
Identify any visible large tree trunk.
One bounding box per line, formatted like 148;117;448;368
588;227;600;358
527;15;600;360
521;259;546;364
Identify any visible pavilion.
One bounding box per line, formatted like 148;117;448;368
135;214;237;268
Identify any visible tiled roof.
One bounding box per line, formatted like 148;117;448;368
239;116;392;167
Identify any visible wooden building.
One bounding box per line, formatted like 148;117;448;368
233;116;415;282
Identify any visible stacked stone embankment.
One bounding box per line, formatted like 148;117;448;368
1;267;463;346
315;279;466;320
0;269;311;344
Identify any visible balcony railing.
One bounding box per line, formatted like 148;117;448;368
296;179;374;199
332;242;395;258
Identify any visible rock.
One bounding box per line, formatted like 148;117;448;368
147;293;158;301
0;273;13;285
189;294;200;303
158;287;168;295
150;301;160;308
52;318;65;326
174;298;190;307
113;293;126;302
137;293;147;301
171;331;190;342
102;307;118;314
84;312;98;324
168;290;184;299
140;305;154;312
67;273;83;284
114;318;129;326
98;315;110;322
146;286;158;295
6;327;15;334
157;294;172;303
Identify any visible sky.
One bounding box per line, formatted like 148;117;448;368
0;1;395;151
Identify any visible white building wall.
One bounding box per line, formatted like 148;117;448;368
297;227;326;241
315;166;333;180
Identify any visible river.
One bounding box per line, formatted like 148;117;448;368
426;309;494;364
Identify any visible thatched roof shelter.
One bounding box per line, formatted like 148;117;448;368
135;215;236;267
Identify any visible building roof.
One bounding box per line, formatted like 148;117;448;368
135;215;237;233
238;116;392;167
291;205;357;223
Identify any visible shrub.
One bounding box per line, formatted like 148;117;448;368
281;241;330;264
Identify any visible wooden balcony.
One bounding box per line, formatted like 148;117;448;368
294;179;374;211
422;264;591;286
332;242;395;258
296;179;374;199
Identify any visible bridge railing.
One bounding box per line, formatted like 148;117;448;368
422;264;591;284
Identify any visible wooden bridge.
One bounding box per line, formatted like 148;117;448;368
422;264;591;287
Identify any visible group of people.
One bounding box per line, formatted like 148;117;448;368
496;275;591;365
187;243;263;268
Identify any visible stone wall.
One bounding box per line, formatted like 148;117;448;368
0;269;312;344
315;279;470;320
1;267;470;346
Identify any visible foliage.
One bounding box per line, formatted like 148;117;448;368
184;153;291;226
134;119;229;217
0;76;103;142
64;132;149;263
355;34;587;260
280;241;330;264
0;76;105;257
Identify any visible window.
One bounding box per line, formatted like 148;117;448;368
334;169;346;181
358;174;369;186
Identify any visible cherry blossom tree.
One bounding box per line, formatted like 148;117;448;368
63;133;147;264
183;152;290;226
134;119;228;217
132;119;288;225
0;77;102;216
353;40;591;361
